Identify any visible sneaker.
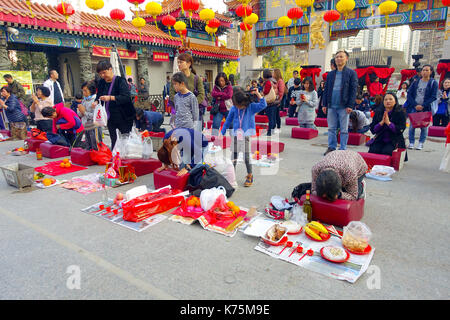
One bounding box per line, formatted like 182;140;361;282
324;147;336;156
244;174;253;187
416;143;423;150
407;143;414;150
274;128;280;134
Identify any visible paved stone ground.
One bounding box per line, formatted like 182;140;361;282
0;118;449;300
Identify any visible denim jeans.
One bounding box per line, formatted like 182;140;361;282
212;111;229;136
266;104;278;135
327;107;350;150
409;126;428;144
288;105;298;118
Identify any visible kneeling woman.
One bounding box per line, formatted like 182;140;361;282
368;93;406;156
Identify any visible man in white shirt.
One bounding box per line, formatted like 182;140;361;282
43;70;64;105
287;70;299;91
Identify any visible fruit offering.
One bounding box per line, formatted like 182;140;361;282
226;201;240;215
42;178;56;187
186;196;201;208
60;159;72;168
304;221;330;241
252;151;262;160
113;192;124;205
342;230;369;253
34;172;45;181
341;221;371;253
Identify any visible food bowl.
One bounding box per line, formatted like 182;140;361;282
261;224;288;246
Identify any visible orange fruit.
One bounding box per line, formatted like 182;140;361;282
60;163;65;168
42;178;52;187
63;159;69;163
65;163;71;168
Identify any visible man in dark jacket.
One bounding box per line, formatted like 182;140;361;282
322;50;358;155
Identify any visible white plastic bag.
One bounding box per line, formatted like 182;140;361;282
94;101;108;127
439;144;450;173
342;221;372;253
142;137;153;160
366;165;396;181
204;150;237;188
123;127;144;159
200;187;228;211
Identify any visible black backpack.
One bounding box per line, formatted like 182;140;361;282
187;164;235;198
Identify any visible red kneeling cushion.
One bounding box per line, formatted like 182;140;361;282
255;115;269;123
301;194;365;228
153;169;190;190
390;148;406;171
251;139;285;154
338;133;366;146
285;117;299;126
40;142;70;159
280;111;287;117
358;152;392;168
314;118;328;127
292;127;319;140
207;121;213;129
25;138;46;152
0;130;11;137
121;158;162;177
71;148;96;167
428;126;446;138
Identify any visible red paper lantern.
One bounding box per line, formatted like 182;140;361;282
56;2;75;22
287;7;303;34
176;29;187;37
182;0;200;13
442;0;450;6
236;4;253;18
110;9;125;21
207;18;221;29
239;22;252;32
127;0;145;5
323;10;340;23
401;0;421;21
162;15;176;27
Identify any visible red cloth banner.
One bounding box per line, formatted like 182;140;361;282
399;69;417;90
153;52;170;62
300;67;322;90
355;66;395;95
437;62;450;88
92;46;138;60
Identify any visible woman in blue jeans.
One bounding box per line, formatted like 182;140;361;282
211;73;233;136
405;65;438;150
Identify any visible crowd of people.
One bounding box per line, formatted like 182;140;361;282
1;50;449;198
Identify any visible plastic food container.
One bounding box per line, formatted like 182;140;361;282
342;221;372;253
262;224;288;246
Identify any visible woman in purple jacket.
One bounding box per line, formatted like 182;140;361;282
211;73;233;136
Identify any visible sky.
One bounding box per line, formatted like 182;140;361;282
33;0;228;20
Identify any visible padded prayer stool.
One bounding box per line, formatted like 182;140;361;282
207;121;213;129
428;126;446;138
70;148;96;167
338;132;366;146
153;168;190;190
292;127;319;140
40;142;70;159
25;138;46;152
358;152;392;168
251;139;285;155
121;158;162;177
300;194;365;228
0;130;11;137
314;118;328;127
280;111;287;117
390;148;406;171
285;117;299;126
255;124;268;136
255;115;269;123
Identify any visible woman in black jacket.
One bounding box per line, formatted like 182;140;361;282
368;93;406;156
95;60;136;150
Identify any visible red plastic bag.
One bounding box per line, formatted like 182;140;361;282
408;112;432;128
122;187;185;222
31;128;47;141
90;142;112;165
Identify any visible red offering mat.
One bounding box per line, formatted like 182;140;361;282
35;160;88;177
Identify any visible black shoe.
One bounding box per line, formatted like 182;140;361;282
324;147;335;156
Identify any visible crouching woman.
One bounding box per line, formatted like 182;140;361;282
368;93;406;156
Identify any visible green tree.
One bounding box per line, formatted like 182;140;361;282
223;61;240;81
12;51;48;82
262;48;303;82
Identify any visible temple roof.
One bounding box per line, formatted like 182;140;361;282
0;0;239;60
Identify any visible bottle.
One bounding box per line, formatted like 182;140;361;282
303;190;313;223
36;148;43;160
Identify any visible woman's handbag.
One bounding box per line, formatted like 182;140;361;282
264;86;276;104
210;99;220;115
408;111;432;128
